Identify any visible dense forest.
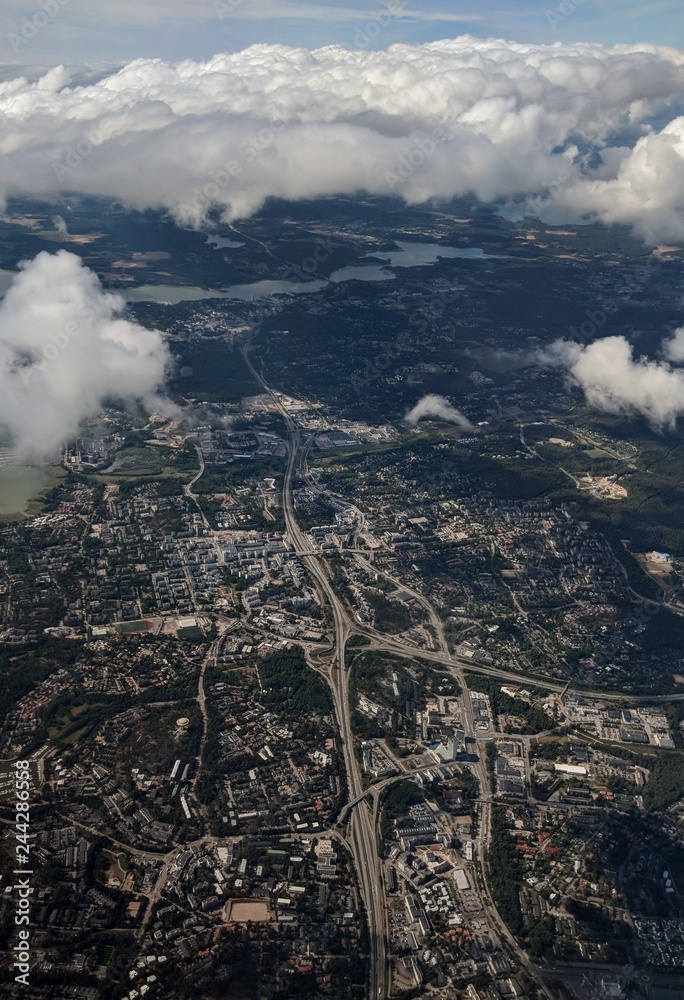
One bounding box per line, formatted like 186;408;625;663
487;806;524;936
259;646;332;716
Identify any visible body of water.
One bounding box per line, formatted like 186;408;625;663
206;235;245;249
328;263;395;283
0;240;498;515
124;241;499;304
2;242;500;306
327;243;499;283
0;463;49;518
125;277;328;304
368;241;500;265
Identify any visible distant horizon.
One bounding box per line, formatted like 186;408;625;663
1;0;682;68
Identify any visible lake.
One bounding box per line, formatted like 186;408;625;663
206;235;245;249
366;241;499;265
124;277;328;304
123;241;500;304
1;243;499;306
0;240;498;513
0;463;49;518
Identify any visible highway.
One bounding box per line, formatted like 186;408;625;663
350;549;450;655
283;433;389;999
183;442;210;529
243;340;389;998
248;335;684;706
282;423;566;1000
239;334;679;997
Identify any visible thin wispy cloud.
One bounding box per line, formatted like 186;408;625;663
398;11;483;24
1;0;481;26
219;2;483;24
619;0;683;22
1;0;680;63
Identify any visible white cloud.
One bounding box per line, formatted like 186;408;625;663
0;251;173;460
663;325;684;363
213;1;483;24
2;0;482;26
0;39;684;241
549;116;684;244
537;335;684;429
405;394;474;430
5;0;212;26
383;8;483;23
619;1;683;22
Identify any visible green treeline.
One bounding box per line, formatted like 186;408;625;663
0;637;84;723
362;591;414;633
643;753;684;812
380;780;425;842
487;805;524;936
259;646;332;716
465;673;553;734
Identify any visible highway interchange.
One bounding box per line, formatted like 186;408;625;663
240;340;569;997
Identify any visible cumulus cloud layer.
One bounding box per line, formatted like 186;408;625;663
664;326;684;363
0;251;173;460
538;335;684;430
405;394;474;430
0;39;684;241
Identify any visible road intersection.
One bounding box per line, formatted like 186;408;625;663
240;337;577;998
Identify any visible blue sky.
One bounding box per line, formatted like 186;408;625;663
0;0;682;68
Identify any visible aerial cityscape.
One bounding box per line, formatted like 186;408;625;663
1;3;684;1000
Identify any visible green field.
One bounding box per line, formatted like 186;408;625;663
102;447;166;477
116;619;154;634
46;701;97;739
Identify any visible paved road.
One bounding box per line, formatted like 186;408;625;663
183;443;210;530
454;671;556;1000
190;639;216;800
283;435;388;999
267;436;684;706
243;339;389;998
346;634;684;704
240;336;684;997
351;549;449;655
